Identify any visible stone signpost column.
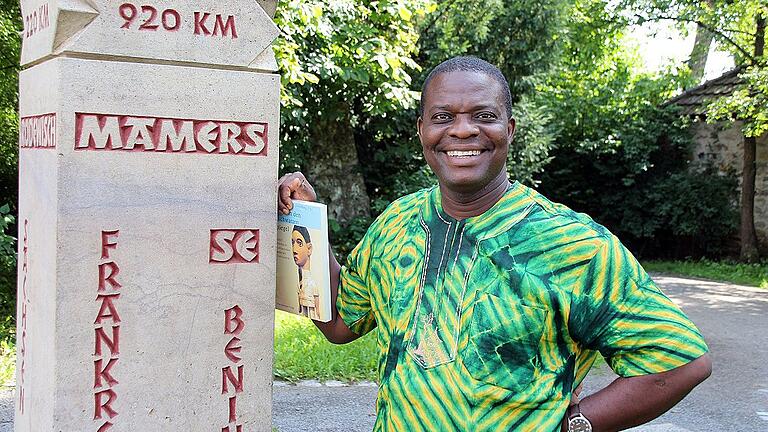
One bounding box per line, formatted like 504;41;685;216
15;1;280;430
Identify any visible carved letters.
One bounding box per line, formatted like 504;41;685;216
18;220;29;414
74;113;268;156
222;305;245;431
94;230;121;430
23;2;49;39
19;114;56;149
210;229;260;264
117;3;238;39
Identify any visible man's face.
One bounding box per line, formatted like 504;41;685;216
418;71;515;194
292;230;312;268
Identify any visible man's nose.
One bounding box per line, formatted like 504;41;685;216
448;114;479;138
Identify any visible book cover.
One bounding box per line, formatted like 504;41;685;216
276;200;332;322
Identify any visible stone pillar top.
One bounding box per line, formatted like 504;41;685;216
20;0;279;70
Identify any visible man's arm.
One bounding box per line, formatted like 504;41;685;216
564;353;712;431
278;172;360;345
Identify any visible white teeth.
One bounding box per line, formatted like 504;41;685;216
446;150;482;158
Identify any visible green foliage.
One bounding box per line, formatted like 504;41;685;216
329;215;375;265
643;259;768;288
0;1;21;213
532;1;739;257
708;64;768;137
418;0;570;100
274;0;433;173
0;339;14;385
273;311;378;382
0;203;16;344
507;97;555;186
613;0;768;142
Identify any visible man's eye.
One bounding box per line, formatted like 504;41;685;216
476;112;497;120
432;113;452;122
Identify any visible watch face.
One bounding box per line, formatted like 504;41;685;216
568;416;592;432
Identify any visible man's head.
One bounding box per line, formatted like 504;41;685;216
418;56;515;195
292;226;313;269
419;56;513;119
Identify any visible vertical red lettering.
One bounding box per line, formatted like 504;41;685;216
94;389;118;419
94;294;122;324
94;326;120;356
224;305;243;335
95;229;121;428
221;365;244;394
94;358;119;388
228;396;237;422
18;219;29;414
101;230;119;258
221;306;245;430
224;337;242;363
98;262;122;291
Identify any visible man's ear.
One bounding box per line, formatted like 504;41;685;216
507;116;516;144
417;117;423;143
307;242;313;255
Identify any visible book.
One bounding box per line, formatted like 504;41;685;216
275;200;332;322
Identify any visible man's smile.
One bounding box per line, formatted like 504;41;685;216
445;150;483;158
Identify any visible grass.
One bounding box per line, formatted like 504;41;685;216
273;310;378;383
643;259;768;288
0;340;13;386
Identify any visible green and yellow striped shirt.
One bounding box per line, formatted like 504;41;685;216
338;182;708;431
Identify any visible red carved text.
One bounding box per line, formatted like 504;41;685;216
75;113;268;156
94;230;121;429
18;220;29;413
24;3;50;39
221;305;245;430
210;230;259;264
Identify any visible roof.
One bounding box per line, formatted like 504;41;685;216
665;67;745;116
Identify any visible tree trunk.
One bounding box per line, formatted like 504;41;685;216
306;104;371;225
740;135;759;262
739;13;764;262
687;23;713;85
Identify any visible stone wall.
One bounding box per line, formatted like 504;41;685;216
690;121;768;250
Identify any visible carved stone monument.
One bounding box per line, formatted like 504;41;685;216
16;1;280;431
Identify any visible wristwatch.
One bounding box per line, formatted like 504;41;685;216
567;403;593;432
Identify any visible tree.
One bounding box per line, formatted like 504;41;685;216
0;0;20;213
273;0;433;224
615;0;768;261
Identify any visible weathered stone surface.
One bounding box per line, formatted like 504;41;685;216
690;121;768;248
17;56;279;431
20;0;279;70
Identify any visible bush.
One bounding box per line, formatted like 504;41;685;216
538;105;738;259
0;203;16;344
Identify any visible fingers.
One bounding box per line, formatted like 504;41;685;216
278;172;317;215
570;383;584;406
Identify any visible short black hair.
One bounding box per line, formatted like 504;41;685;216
292;225;311;243
419;56;512;118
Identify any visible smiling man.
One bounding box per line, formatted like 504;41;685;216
277;56;711;432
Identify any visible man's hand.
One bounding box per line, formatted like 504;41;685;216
278;171;317;215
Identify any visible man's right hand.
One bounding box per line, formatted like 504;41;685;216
278;172;317;215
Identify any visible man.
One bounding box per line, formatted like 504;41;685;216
292;225;319;319
278;56;711;431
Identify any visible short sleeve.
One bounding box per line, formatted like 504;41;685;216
569;236;709;377
337;231;378;337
